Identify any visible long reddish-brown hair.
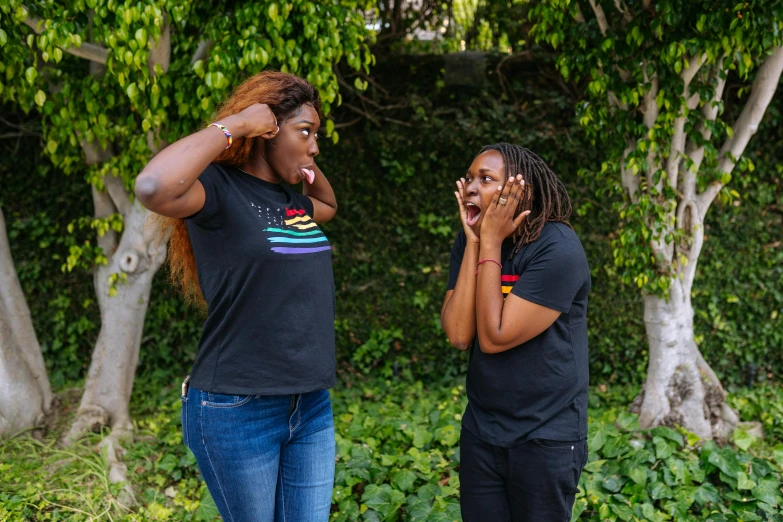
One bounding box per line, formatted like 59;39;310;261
150;71;323;305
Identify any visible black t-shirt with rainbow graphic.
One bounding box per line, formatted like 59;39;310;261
447;223;590;447
185;163;335;395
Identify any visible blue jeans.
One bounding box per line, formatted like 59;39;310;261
181;386;335;522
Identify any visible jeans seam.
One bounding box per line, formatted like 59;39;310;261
289;394;302;435
201;395;253;409
200;397;235;522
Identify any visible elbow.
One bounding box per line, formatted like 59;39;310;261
449;338;471;351
477;333;502;354
134;174;160;209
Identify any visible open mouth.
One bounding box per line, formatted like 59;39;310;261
300;167;315;184
465;202;481;226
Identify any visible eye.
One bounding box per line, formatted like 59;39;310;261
481;175;494;183
300;128;311;137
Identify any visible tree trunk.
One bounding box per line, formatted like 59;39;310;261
638;280;739;442
64;199;167;443
0;207;52;436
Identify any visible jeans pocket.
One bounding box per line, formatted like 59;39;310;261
202;391;253;408
532;438;578;451
180;396;189;447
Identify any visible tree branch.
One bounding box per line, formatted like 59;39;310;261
103;174;132;216
675;199;703;293
666;54;707;191
24;16;108;64
682;62;727;199
613;0;633;23
698;46;783;218
146;17;170;75
588;0;610;36
91;184;118;255
620;141;640;202
191;40;213;64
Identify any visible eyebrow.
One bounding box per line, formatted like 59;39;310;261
467;168;498;175
293;119;316;126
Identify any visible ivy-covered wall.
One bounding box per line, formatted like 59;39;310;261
1;54;780;389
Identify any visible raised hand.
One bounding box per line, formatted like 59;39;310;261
480;175;530;245
231;103;279;139
455;178;479;243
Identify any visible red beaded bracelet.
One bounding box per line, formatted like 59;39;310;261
475;258;502;274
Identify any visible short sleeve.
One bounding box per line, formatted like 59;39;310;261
186;163;228;225
446;231;467;291
510;238;587;314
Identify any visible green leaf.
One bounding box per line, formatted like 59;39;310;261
694;482;720;506
0;29;7;47
405;497;432;520
651;426;684;446
737;471;756;491
135;28;148;47
268;3;279;21
752;478;782;506
583;459;606;473
25;67;38;85
650;481;674;500
602;475;623;493
610;502;634;520
706;448;742;478
361;484;405;517
627;466;647;486
733;427;757;451
195;490;219;521
34;90;46;107
653;436;675;460
391;470;417;492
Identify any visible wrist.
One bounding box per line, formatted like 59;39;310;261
221;114;247;138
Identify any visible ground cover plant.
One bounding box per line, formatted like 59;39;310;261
2;377;783;521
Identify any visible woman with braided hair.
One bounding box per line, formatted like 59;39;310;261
441;143;590;521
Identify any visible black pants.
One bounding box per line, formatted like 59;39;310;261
459;428;587;522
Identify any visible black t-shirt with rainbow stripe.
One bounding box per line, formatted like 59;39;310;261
185;163;335;395
447;223;590;447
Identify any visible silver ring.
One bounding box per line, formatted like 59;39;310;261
498;197;508;205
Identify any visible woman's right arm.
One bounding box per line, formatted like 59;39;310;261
440;179;480;351
135;104;277;218
440;238;479;350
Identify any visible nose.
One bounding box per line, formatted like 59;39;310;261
308;137;319;157
465;178;478;196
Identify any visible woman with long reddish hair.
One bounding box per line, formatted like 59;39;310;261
136;71;338;521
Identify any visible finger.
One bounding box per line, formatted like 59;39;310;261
455;190;465;210
512;210;531;229
495;177;513;210
508;177;524;212
490;184;502;207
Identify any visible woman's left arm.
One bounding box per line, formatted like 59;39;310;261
476;176;560;354
304;163;338;223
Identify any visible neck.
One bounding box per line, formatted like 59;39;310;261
243;146;280;184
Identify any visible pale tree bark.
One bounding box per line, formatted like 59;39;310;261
60;21;172;504
636;46;783;440
0;207;52;437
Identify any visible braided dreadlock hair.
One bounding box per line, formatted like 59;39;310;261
478;143;572;256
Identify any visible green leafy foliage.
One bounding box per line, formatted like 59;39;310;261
3;379;783;521
2;53;782;388
529;0;783;296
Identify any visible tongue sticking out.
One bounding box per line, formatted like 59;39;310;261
302;168;315;184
